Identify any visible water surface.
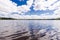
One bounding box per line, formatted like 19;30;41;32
0;20;60;40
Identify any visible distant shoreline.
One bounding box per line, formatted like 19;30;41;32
0;18;60;20
0;17;60;20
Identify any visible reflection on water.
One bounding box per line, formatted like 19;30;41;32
0;20;60;40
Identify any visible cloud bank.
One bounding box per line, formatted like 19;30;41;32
0;0;34;18
0;0;60;19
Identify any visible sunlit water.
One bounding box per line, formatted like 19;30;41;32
0;20;60;40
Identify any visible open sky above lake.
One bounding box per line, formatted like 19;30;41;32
0;0;60;19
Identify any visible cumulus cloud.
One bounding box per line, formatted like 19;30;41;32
0;0;18;12
0;0;60;19
31;0;60;19
0;0;33;18
0;0;18;18
12;15;60;19
17;0;33;14
14;0;60;19
0;0;33;13
33;0;59;10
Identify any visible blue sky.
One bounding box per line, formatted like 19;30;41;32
11;0;54;15
11;0;28;6
0;0;60;19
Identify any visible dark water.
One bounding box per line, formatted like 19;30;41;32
0;20;60;40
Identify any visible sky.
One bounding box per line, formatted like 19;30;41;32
0;0;60;19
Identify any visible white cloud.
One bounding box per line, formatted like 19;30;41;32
0;0;33;17
48;1;60;10
17;0;33;14
18;0;60;19
32;0;60;19
0;0;18;12
0;0;60;19
0;0;18;17
12;15;60;19
33;0;58;10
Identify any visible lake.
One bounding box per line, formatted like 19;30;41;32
0;20;60;40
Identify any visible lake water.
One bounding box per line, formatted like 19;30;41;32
0;20;60;40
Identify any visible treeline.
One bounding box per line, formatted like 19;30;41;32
0;17;60;20
0;17;16;20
